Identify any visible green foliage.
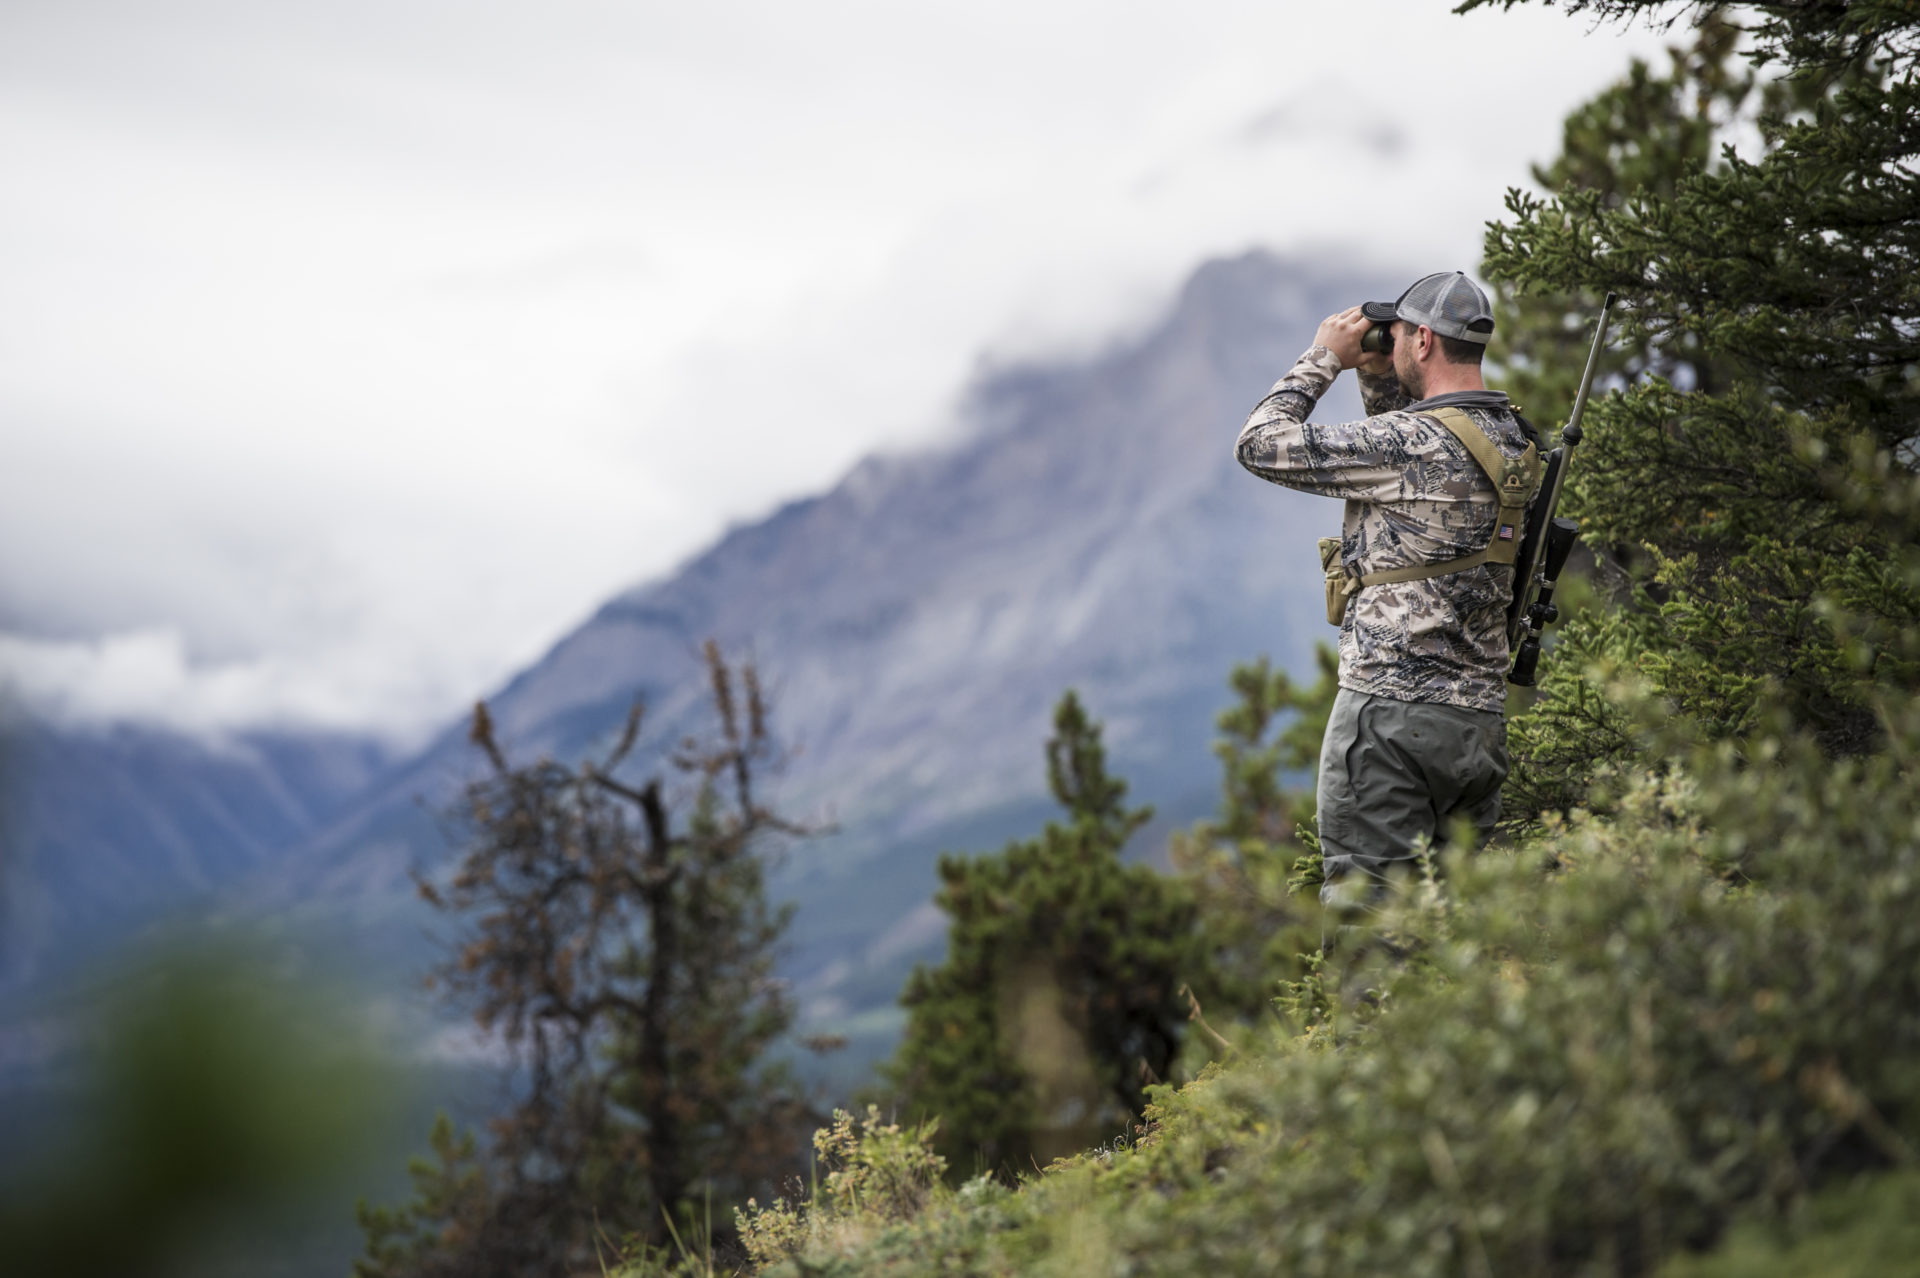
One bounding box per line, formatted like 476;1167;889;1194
353;1114;487;1278
806;1107;947;1225
1482;2;1920;828
1485;15;1754;427
735;1107;949;1271
885;692;1213;1177
738;689;1920;1276
1454;0;1919;77
1203;647;1336;845
1;941;392;1278
1171;646;1337;1015
1658;1170;1920;1278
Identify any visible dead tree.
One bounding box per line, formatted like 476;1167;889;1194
366;642;812;1277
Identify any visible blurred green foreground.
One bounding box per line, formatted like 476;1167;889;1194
0;941;400;1278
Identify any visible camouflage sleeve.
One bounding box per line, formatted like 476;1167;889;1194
1236;347;1426;500
1357;367;1413;416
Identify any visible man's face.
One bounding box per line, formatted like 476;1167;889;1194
1391;320;1426;398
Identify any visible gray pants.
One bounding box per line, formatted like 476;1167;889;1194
1316;688;1508;905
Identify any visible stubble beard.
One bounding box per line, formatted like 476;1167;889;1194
1395;352;1426;401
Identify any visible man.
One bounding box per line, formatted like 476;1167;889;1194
1235;271;1537;905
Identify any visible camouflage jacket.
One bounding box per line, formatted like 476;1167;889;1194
1236;344;1536;713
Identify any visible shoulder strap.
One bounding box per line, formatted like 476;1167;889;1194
1354;406;1542;587
1425;406;1513;484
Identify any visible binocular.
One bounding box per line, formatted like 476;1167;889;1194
1360;322;1394;355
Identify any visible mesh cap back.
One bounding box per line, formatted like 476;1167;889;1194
1361;271;1495;344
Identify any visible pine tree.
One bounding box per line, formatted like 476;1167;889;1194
1463;0;1920;821
886;692;1211;1177
1480;15;1768;820
1487;14;1756;428
353;1115;487;1278
1171;646;1338;1014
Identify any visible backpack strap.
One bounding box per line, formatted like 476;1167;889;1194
1353;406;1541;588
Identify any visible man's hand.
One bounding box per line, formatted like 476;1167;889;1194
1313;306;1391;375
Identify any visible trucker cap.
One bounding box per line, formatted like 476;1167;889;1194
1361;271;1496;344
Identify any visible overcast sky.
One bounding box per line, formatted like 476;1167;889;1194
0;0;1667;745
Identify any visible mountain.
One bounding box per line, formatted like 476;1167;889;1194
0;718;389;993
261;249;1387;1048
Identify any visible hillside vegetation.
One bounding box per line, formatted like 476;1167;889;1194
726;699;1920;1275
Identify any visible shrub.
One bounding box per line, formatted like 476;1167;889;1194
747;692;1920;1276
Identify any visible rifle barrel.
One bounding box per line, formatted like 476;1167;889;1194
1564;292;1617;443
1505;292;1618;663
1533;292;1616;538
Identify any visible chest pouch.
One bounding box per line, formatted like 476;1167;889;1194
1321;536;1359;625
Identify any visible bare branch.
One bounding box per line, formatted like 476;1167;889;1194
469;701;509;775
704;638;738;746
603;695;646;772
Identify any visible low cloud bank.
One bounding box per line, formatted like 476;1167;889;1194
0;628;444;745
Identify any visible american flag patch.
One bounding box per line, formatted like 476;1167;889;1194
1498;525;1516;540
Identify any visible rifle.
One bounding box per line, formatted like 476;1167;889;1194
1506;292;1617;687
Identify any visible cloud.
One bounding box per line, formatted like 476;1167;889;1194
1235;98;1403;157
424;239;656;298
0;628;447;742
0;0;1671;742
